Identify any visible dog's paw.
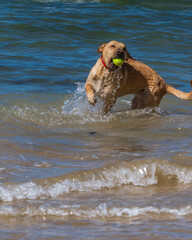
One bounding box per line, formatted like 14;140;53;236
87;94;97;106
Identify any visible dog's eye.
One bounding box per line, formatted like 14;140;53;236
110;45;115;48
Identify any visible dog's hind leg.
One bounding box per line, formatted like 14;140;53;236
131;88;163;110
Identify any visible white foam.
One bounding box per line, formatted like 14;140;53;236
0;160;192;202
0;203;192;219
0;182;45;202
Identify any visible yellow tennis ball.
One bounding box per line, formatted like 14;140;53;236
112;58;124;66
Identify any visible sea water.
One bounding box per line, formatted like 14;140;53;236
0;0;192;239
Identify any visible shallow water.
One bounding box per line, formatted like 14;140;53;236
0;0;192;239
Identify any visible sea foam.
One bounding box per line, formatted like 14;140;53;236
0;203;192;219
0;159;192;202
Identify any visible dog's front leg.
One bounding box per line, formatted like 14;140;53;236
103;98;116;114
85;83;97;106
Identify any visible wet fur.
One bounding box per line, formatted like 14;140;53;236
85;41;192;113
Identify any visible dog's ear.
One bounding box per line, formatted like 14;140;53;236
125;51;134;61
97;43;106;53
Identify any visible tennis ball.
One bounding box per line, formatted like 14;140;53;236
112;58;124;66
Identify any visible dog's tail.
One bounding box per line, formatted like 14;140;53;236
166;81;192;100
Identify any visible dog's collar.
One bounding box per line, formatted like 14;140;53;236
101;55;109;70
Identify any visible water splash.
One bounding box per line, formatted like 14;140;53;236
0;82;166;127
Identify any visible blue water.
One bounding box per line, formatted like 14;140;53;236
1;0;191;95
0;1;192;239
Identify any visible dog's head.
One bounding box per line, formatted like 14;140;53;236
97;41;132;70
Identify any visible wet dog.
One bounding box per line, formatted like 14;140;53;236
85;40;192;113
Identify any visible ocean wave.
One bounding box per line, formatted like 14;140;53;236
0;203;192;219
0;159;192;202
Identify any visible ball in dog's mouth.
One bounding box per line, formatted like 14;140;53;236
112;58;124;67
109;58;125;71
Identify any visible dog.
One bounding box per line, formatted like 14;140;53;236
85;40;192;113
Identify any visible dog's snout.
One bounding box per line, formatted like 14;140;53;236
117;48;123;53
116;48;125;59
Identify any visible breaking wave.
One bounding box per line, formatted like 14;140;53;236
0;203;192;219
0;159;192;202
